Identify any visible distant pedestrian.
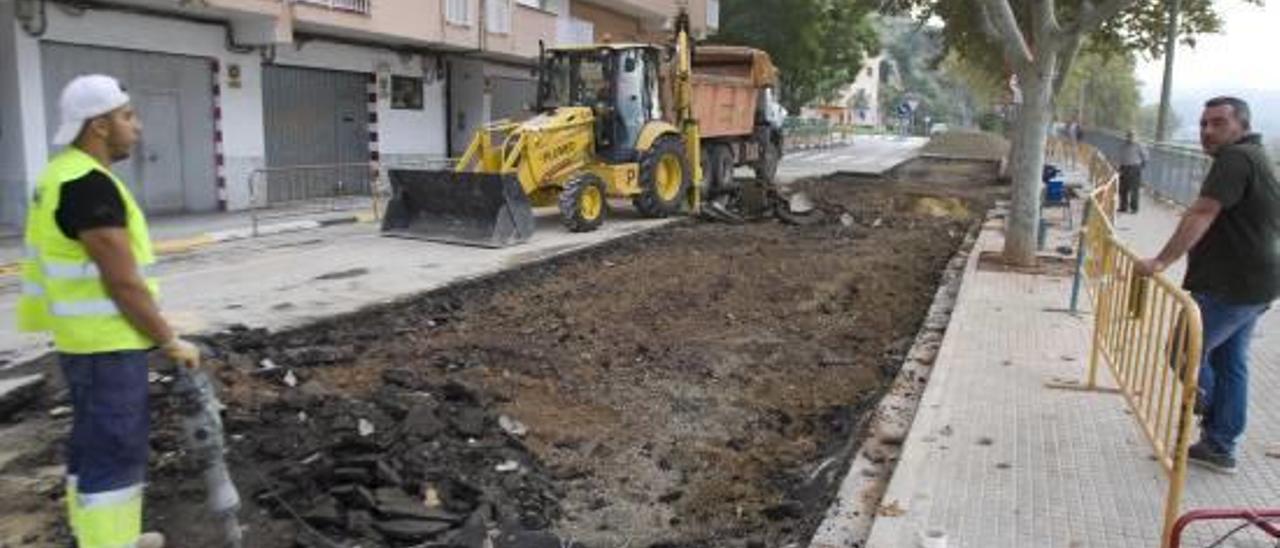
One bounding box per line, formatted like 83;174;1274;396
1136;96;1280;474
1066;119;1083;167
1117;130;1148;213
17;75;202;547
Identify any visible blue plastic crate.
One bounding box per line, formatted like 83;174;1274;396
1045;179;1067;204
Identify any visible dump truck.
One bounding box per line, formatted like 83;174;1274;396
381;11;785;248
688;45;786;208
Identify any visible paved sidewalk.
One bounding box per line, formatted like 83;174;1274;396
866;179;1280;546
0;199;375;268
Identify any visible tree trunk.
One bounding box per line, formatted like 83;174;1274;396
1002;62;1056;266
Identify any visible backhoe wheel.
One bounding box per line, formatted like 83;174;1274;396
754;138;781;184
634;135;691;218
559;174;607;233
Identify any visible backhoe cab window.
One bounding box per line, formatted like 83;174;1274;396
545;51;612;108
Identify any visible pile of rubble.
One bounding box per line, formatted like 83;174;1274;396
154;358;575;547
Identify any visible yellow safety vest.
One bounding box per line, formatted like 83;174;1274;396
17;148;159;354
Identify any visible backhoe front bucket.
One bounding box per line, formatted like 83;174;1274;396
381;170;536;248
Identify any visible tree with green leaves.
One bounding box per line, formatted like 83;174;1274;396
1055;47;1142;133
714;0;879;113
876;17;983;133
885;0;1256;265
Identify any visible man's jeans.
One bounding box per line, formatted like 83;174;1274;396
1193;292;1269;457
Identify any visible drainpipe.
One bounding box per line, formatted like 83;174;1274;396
15;0;48;38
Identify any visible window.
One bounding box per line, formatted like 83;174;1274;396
446;0;470;25
706;0;720;31
391;76;424;110
557;17;594;46
867;67;874;77
487;0;511;34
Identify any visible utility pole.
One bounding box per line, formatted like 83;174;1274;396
1155;0;1181;142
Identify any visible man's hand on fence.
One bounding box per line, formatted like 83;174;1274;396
1135;258;1167;277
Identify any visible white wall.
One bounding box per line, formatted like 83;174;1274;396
6;5;448;213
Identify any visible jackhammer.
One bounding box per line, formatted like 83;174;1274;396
171;364;244;547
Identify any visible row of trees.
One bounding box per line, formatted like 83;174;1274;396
885;0;1250;263
715;0;1250;265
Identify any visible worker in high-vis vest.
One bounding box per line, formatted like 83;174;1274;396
17;74;202;548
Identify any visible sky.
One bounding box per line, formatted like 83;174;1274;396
1136;0;1280;103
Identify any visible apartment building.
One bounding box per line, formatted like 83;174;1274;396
0;0;716;229
802;54;885;128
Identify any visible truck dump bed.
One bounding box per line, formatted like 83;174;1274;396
690;46;779;139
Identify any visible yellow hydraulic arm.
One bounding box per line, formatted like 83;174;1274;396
673;10;702;214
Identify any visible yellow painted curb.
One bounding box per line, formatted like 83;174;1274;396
3;212;375;279
153;234;217;255
1;234;216;279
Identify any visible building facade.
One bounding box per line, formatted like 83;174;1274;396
0;0;716;229
801;54;884;128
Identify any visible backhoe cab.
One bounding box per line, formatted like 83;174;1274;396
541;45;666;162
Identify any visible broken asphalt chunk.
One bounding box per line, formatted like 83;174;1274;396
373;519;452;541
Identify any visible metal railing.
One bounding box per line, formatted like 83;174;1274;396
293;0;372;14
246;163;382;236
1084;131;1212;207
1055;137;1206;546
782;118;839;150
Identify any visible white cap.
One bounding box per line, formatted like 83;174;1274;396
51;74;131;146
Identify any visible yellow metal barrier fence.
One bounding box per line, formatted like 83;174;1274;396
1064;138;1205;546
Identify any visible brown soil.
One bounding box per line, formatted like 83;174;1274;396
0;177;1000;548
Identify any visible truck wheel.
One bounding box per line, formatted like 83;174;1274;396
755;139;781;184
710;144;736;194
559;174;607;232
635;135;691;218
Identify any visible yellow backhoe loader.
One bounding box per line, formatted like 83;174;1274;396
381;12;707;247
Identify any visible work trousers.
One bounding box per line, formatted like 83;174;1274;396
1118;165;1142;212
60;350;151;547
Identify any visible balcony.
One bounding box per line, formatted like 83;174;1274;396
576;0;673;21
293;0;372;15
106;0;283;18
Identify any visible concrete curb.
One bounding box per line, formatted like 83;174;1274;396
0;210;377;277
809;212;984;548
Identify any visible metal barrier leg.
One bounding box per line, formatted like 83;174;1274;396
1068;206;1092;314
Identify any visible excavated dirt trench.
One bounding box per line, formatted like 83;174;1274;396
2;176;1001;548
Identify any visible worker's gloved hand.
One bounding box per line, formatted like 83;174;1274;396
160;337;202;369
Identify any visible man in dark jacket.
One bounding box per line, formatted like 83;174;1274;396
1137;97;1280;474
